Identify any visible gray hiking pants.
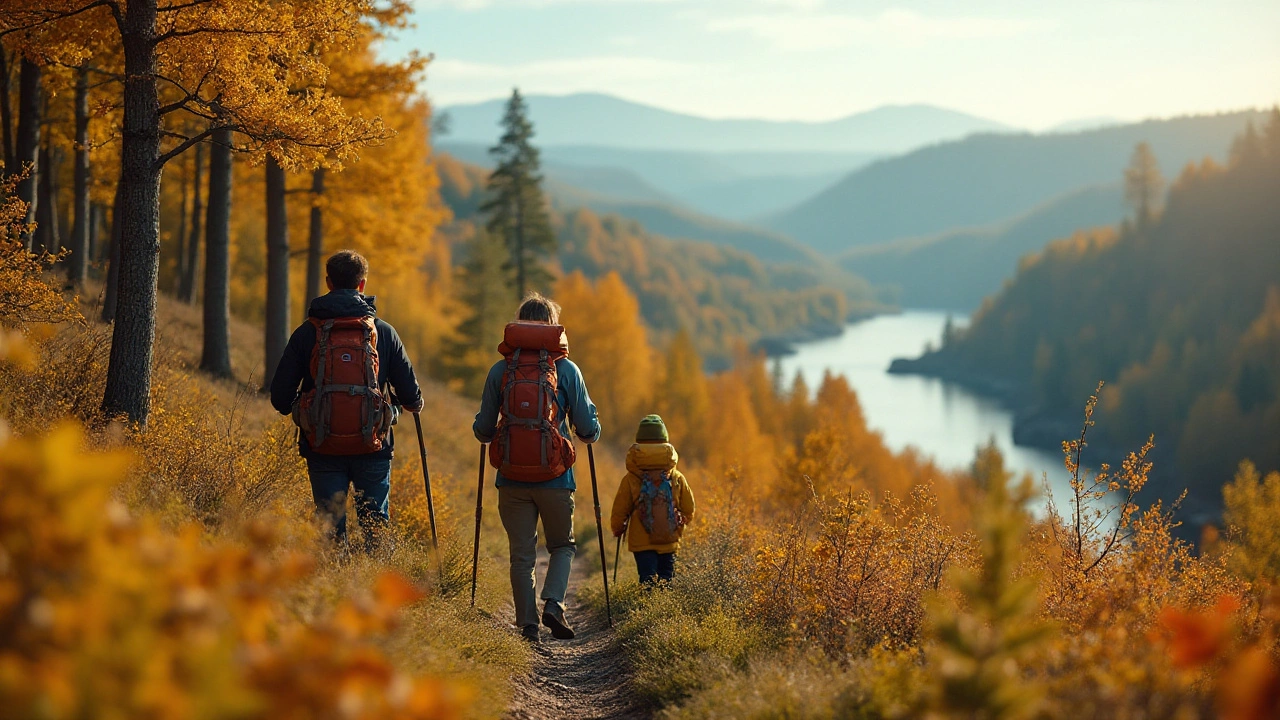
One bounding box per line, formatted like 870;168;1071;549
498;486;577;629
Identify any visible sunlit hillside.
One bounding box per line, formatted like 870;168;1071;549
4;1;1280;718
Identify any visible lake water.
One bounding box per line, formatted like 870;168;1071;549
777;310;1072;502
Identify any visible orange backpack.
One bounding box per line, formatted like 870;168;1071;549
488;322;576;482
291;316;393;455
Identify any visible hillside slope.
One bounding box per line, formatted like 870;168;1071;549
842;184;1125;310
771;110;1267;254
434;153;880;363
891;118;1280;506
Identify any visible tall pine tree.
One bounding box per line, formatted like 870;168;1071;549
443;230;512;395
481;88;555;300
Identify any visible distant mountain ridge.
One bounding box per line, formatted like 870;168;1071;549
440;92;1015;153
769;110;1269;254
438;145;826;263
438;140;880;220
842;184;1125;311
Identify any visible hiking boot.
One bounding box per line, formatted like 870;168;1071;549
541;602;575;640
521;624;540;643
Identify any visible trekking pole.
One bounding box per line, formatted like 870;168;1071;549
613;516;628;584
470;443;486;608
587;444;614;627
412;413;443;579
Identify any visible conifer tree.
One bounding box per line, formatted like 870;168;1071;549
1124;141;1164;229
481;88;555;300
444;231;512;396
927;476;1052;719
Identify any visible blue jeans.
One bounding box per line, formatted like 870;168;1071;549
634;550;675;586
306;454;392;552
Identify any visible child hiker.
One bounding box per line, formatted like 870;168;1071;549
610;415;695;585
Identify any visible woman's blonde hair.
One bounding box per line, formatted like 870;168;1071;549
516;292;561;324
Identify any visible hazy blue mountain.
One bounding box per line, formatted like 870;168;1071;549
440;92;1014;153
436;151;819;265
438;140;877;222
770;110;1267;254
1045;116;1127;133
547;182;821;265
842;184;1125;311
681;172;846;221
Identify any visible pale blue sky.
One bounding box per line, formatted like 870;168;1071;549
387;0;1280;129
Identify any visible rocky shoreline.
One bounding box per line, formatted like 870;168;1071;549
887;353;1083;457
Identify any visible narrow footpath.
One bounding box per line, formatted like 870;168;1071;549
505;547;648;720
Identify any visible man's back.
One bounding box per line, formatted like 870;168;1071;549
270;289;422;458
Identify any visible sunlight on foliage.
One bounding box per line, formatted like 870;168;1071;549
0;422;469;719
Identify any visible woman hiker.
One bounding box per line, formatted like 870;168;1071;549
472;293;601;643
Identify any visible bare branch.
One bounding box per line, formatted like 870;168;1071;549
154;125;217;169
0;1;117;38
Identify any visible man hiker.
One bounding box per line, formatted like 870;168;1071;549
473;293;601;643
270;249;423;552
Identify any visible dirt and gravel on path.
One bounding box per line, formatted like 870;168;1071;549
504;548;648;720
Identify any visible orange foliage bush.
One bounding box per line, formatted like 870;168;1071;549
0;423;467;719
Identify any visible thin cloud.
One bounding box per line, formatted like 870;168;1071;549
428;55;708;104
709;8;1044;51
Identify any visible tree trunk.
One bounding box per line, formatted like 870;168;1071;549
101;183;122;322
304;166;325;311
199;125;233;378
35;141;61;255
262;154;290;391
0;49;14;172
515;194;526;300
14;58;40;249
88;202;102;267
174;146;188;293
101;0;163;426
180;141;203;304
68;65;90;287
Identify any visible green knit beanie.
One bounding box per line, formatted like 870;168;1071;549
635;414;669;443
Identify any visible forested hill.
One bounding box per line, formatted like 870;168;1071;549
894;114;1280;507
771;110;1266;254
842;184;1124;310
434;153;879;364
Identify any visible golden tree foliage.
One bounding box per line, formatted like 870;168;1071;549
1223;460;1280;585
0;173;79;327
554;271;654;441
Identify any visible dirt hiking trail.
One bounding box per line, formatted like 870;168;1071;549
504;547;648;720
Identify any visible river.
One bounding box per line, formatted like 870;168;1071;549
777;310;1073;503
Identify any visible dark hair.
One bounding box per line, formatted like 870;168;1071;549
517;292;561;324
326;250;368;290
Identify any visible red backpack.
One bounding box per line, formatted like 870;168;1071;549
291;316;393;455
489;322;577;482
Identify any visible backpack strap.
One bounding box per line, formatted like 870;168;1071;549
312;319;334;447
538;349;551;468
500;348;520;469
361;318;377;445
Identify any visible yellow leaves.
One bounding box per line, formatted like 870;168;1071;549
0;420;466;719
555;270;655;442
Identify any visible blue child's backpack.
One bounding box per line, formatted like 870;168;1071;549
637;470;687;545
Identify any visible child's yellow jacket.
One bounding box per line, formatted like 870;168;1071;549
610;443;695;554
